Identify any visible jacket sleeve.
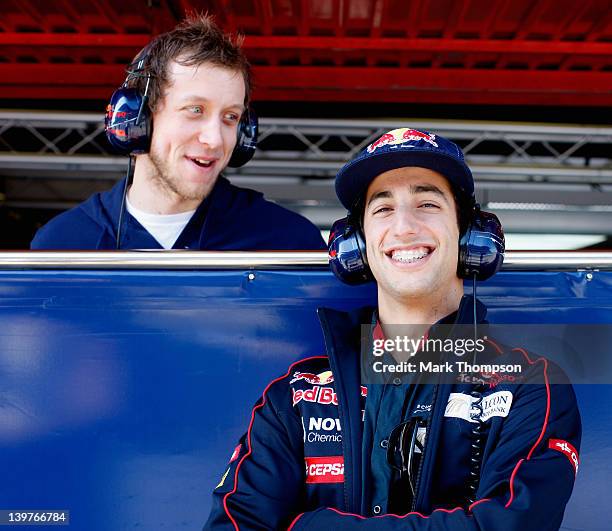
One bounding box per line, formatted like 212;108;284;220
203;370;306;531
289;352;582;531
30;208;109;250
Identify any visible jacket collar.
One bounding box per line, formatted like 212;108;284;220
89;175;239;249
317;295;488;514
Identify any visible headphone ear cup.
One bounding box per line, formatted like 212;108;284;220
458;209;505;280
105;87;151;155
227;108;258;168
328;216;373;285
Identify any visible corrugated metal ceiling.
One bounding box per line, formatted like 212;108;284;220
0;0;610;105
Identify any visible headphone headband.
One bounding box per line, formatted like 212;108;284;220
104;48;257;165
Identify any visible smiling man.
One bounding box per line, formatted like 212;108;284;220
363;166;464;326
205;128;581;530
30;15;325;251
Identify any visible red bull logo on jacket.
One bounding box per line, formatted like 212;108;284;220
292;386;338;406
367;127;438;153
290;370;334;385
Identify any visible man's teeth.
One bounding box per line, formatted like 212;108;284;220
391;248;430;263
193;158;212;167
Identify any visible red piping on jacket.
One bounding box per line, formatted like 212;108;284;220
288;347;551;527
504;348;551;508
223;355;328;531
468;498;491;511
484;337;504;355
288;506;465;528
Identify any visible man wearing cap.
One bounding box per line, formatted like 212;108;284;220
204;128;581;530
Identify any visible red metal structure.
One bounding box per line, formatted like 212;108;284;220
0;0;611;106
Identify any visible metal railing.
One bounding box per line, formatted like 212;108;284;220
0;251;611;271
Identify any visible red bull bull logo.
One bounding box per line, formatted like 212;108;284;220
290;370;334;385
367;128;438;153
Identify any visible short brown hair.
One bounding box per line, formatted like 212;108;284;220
129;13;251;111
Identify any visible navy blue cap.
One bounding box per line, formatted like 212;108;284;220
335;127;474;211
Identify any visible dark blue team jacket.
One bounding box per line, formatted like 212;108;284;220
205;300;581;530
30;176;326;250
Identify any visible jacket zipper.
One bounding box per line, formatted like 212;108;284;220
410;382;437;512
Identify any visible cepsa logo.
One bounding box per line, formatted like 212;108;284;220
290;370;334;385
293;386;338;406
367;128;438;153
304;456;344;484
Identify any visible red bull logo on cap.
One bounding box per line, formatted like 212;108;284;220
367;128;438;153
290;370;334;385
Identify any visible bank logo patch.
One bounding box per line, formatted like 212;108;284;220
444;391;513;423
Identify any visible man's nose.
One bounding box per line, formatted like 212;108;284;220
392;207;419;237
197;118;223;150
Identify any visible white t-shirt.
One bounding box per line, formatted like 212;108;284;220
126;197;196;249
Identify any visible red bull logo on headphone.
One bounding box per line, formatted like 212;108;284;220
367;128;438;153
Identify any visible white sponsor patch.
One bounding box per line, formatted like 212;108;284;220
308;417;341;431
445;391;513;423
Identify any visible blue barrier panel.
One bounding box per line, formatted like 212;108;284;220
0;269;610;530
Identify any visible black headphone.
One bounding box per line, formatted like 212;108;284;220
104;46;258;166
328;201;505;285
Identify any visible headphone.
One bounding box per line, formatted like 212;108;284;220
104;46;258;167
328;200;505;285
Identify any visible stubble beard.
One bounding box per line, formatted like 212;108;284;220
148;148;208;203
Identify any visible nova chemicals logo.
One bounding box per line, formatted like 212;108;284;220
304;417;342;444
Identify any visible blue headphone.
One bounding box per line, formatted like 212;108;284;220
328;202;505;285
104;47;258;167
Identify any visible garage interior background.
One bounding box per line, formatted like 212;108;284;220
0;0;610;249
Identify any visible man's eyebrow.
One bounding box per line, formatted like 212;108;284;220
177;94;207;103
366;184;450;208
177;95;245;111
411;184;450;202
366;190;392;208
